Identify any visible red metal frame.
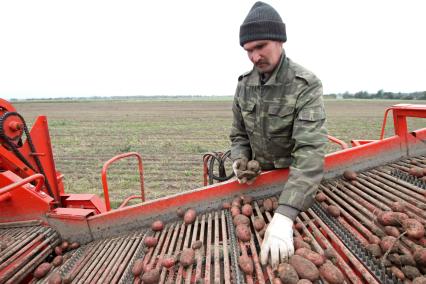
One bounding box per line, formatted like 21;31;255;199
101;152;145;211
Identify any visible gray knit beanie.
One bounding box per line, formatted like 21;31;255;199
239;1;287;46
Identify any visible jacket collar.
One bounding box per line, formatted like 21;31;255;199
246;51;288;86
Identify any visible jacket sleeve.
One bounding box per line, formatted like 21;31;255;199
229;86;252;161
277;78;328;219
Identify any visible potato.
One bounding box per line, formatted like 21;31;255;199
294;222;304;231
162;256;176;269
247;160;260;173
324;247;337;263
258;226;267;238
180;248;195;267
231;206;241;217
222;202;232;209
400;254;416;266
232;197;242;208
60;241;69;251
132;258;145;276
377;211;408;226
413;276;426;284
176;207;185;218
241;195;253;205
402;219;425;239
33;262;52;279
141;268;160;284
238;255;254;275
47;272;63;284
241;204;253;217
294;237;311;250
384;226;401;238
277;263;299;284
253;217;265;231
380;236;399;253
233;214;250;226
343;170;357;180
408;167;424;177
390;266;405;280
369;235;381;245
69;242;80;250
144;236;158;248
413;248;426;266
295;248;325;267
54;246;63;256
273;200;279;210
289;255;319;281
52;255;63;267
184;208;197;225
327;205;341;217
151;220;164;232
402;266;421;280
366;244;382;257
315;192;327;202
319;261;345;284
388;253;402;266
297;280;312;284
390;201;406;213
192;240;203;250
236;224;251;242
263;198;274;212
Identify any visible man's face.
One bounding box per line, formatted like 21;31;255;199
243;40;283;74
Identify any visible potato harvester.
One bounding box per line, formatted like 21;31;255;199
0;98;425;284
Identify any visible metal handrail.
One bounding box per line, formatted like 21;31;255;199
0;173;45;197
101;152;144;211
327;135;349;149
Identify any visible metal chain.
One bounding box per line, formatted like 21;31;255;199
311;202;401;284
225;210;245;284
390;169;426;190
0;111;55;200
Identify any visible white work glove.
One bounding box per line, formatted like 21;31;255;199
260;213;294;268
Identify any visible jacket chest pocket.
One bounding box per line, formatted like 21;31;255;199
266;104;295;137
241;101;256;134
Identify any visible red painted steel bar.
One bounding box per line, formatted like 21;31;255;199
327;135;349;149
101;152;144;211
0;173;45;197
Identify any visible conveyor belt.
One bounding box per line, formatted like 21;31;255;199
3;155;426;283
0;220;61;284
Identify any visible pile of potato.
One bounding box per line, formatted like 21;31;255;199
32;240;80;283
225;194;346;284
408;166;426;182
370;201;426;282
133;210;203;283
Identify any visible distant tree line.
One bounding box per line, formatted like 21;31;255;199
325;90;426;100
8;90;426;102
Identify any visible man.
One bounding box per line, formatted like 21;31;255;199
230;1;328;268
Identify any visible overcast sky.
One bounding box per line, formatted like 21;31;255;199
1;0;425;99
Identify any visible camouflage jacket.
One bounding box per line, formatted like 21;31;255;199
230;53;328;219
